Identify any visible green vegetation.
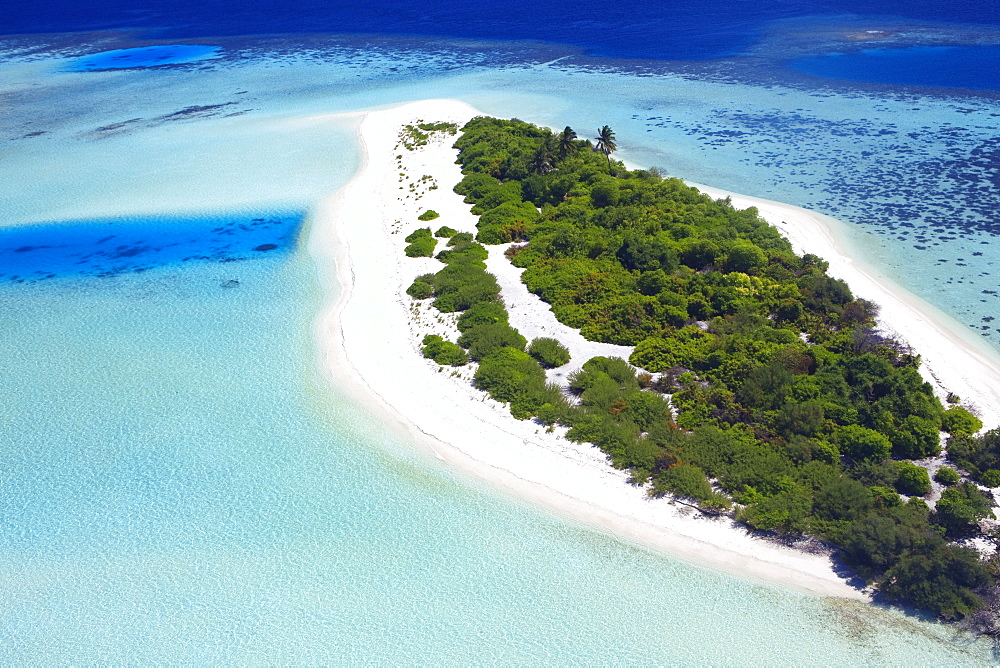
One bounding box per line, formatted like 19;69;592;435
935;466;961;486
421;334;469;366
947;429;1000;484
527;337;571;368
935;482;995;537
594;125;618;174
405;237;437;258
404;227;437;257
419;209;441;221
399;115;999;621
942;406;983;436
405;227;432;242
435;225;458;237
405;236;500;312
406;278;434;299
894;461;931;496
400;121;459;150
458;322;527;361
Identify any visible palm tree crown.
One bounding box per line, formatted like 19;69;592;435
594;125;617;172
558;126;578;160
532;132;557;174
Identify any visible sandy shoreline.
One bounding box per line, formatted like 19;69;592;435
309;98;881;598
307;97;1000;600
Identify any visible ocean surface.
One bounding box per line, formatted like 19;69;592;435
2;0;1000;662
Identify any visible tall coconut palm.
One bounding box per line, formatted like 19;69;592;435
557;126;578;160
532;133;557;174
594;125;617;173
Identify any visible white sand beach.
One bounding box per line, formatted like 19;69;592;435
308;98;1000;599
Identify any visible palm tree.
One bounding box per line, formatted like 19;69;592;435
532;133;557;174
594;125;617;173
557;126;578;160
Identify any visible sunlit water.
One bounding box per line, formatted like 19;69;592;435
2;18;1000;662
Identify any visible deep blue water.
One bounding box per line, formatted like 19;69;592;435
790;45;1000;90
66;45;221;71
5;0;1000;61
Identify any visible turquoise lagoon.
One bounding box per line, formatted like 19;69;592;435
1;36;998;662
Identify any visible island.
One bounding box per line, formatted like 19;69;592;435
310;99;1000;629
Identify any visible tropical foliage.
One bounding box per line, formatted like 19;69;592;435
403;115;998;621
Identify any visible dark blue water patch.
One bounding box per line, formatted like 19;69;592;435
0;212;302;283
65;44;222;71
788;45;1000;91
7;0;1000;62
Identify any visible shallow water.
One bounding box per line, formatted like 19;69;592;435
0;215;990;663
2;16;1000;662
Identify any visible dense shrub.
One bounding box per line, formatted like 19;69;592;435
527;337;571;368
652;463;713;501
623;391;672;432
934;466;960;486
941;406;983;436
458;322;527;361
894;461;931;497
946;429;1000;484
835;425;891;463
448;232;475;246
406;280;434;299
473;347;547;415
475;200;539;244
427;253;501;312
980;469;1000;487
405;227;433;242
405;236;437;257
421;334;468;366
439;238;488;260
418;210;440;221
457;300;509;332
934;482;995;536
890;415;942;460
434;225;458;237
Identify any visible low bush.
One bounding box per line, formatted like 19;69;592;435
435;225;458;237
430;262;501;312
835;425;891;463
421;334;469;366
941;406;983;436
980;469;1000;487
934;466;960;486
457;300;509;332
458;322;527;361
405;236;437;257
895;461;931;497
405;227;433;242
652;463;713;502
436;240;488;264
473;346;546;406
527;337;571;368
406;280;434;299
418;210;440;221
448;232;474;246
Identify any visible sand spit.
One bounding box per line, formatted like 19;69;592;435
307;99;887;598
